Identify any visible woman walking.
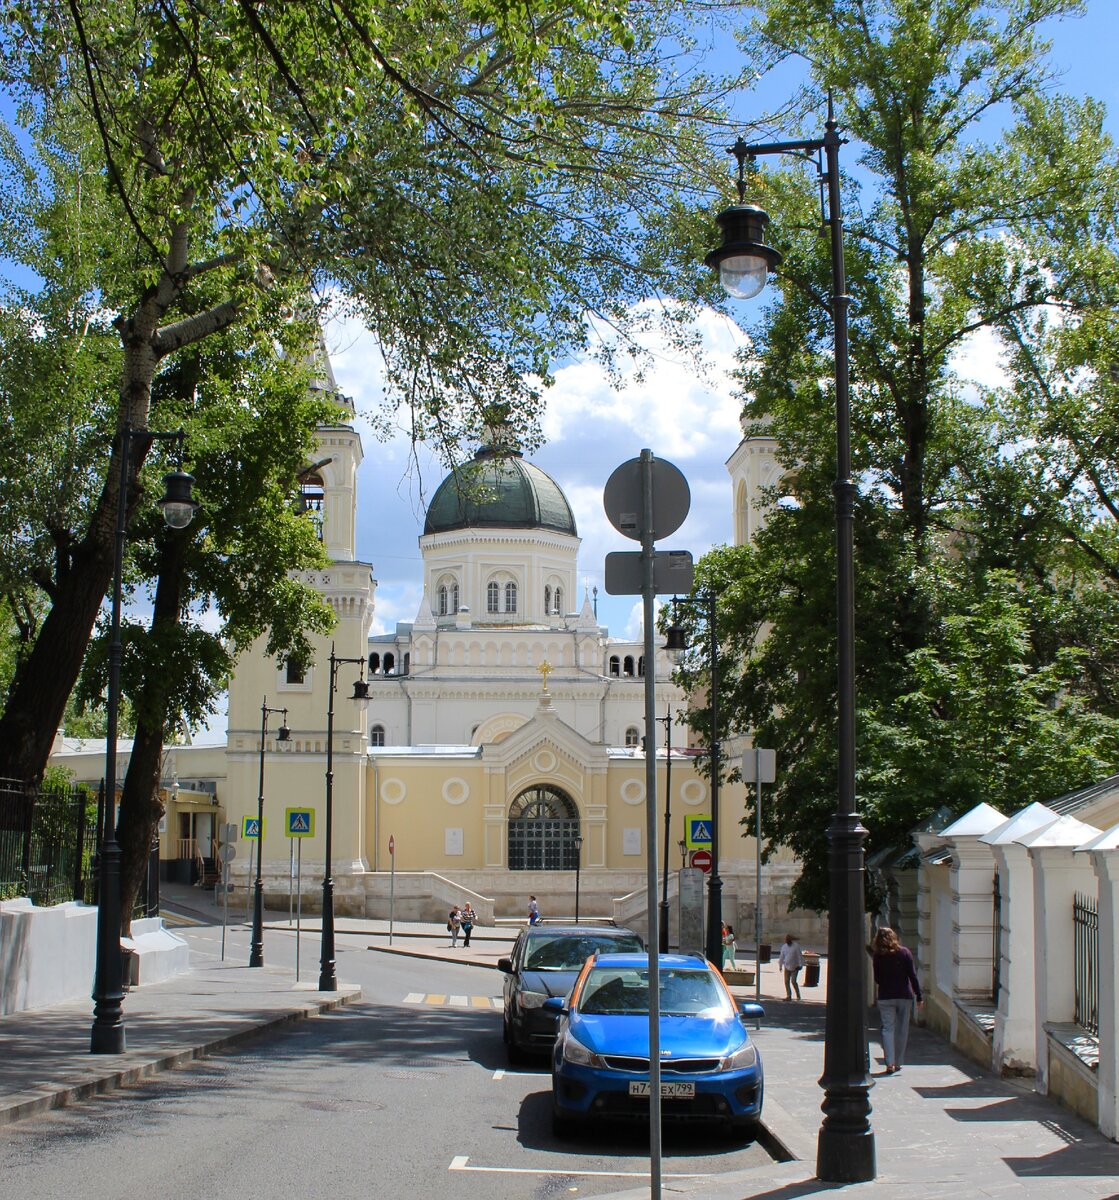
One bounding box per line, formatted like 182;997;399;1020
871;926;923;1074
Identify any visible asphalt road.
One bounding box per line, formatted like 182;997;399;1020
0;916;775;1200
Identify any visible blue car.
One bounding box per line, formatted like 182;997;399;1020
547;952;764;1140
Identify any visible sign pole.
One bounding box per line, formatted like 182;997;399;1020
755;748;763;1018
289;838;295;925
388;834;396;946
296;839;303;982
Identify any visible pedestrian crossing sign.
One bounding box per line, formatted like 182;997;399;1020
242;816;264;839
285;808;315;838
685;815;713;849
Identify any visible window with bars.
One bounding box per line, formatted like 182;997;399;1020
508;786;580;870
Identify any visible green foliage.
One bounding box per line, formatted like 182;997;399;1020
681;0;1119;911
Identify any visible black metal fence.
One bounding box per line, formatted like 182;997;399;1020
1073;891;1099;1036
0;777;101;906
992;869;1003;1004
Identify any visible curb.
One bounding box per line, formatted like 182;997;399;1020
0;987;362;1127
366;944;504;969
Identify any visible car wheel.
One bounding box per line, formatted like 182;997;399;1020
728;1118;759;1143
552;1102;579;1139
504;1027;526;1065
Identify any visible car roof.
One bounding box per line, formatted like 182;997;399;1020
587;952;710;969
520;925;642;939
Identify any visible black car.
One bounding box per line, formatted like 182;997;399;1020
499;924;644;1062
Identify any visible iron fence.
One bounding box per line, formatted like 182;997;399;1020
1073;891;1099;1036
992;869;1002;1004
0;777;101;906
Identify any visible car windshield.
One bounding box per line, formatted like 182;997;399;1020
579;967;731;1017
524;933;643;971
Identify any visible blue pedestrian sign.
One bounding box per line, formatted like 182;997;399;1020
242;816;264;839
285;808;315;838
685;815;713;849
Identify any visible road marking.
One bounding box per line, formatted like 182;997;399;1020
404;992;425;1004
493;1069;505;1080
450;994;468;1007
402;994;502;1009
448;1157;710;1179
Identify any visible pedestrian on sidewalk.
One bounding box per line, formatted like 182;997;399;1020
447;905;462;947
527;895;541;925
778;933;803;1000
460;903;476;947
871;925;924;1074
722;923;737;970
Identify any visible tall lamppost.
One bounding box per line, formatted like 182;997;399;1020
703;102;875;1183
319;643;368;992
664;592;721;967
573;832;583;924
91;424;197;1054
249;698;290;968
655;708;675;953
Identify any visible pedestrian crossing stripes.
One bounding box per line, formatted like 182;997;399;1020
404;993;502;1010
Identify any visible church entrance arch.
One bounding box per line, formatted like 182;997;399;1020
508;785;580;870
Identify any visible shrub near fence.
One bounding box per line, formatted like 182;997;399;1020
0;777;100;906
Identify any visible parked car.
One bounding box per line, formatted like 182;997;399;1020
498;924;644;1062
547;952;765;1139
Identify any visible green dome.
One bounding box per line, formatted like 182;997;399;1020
424;447;577;536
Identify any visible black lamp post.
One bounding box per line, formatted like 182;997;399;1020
655;708;675;953
319;643;368;992
91;423;197;1054
664;592;721;968
573;833;583;924
704;102;875;1183
249;698;290;968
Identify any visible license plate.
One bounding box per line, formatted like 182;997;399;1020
628;1081;695;1099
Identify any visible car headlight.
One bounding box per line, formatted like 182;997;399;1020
517;989;549;1010
562;1033;607;1068
719;1041;759;1071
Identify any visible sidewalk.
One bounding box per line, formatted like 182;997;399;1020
2;888;1117;1197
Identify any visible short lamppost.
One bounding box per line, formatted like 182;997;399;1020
249;698;290;968
91;423;197;1054
664;593;721;967
573;832;584;924
319;643;368;992
703;101;875;1183
655;708;675;953
678;838;687;870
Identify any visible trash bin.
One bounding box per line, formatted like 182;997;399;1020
758;943;771;963
803;951;820;988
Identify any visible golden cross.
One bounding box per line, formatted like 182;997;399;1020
537;659;554;691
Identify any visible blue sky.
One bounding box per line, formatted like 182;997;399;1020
329;3;1119;647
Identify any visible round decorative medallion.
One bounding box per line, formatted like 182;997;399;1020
442;777;469;805
620;779;645;805
380;778;406;805
681;780;707;806
533;750;557;773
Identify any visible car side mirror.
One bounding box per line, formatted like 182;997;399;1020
543;996;565;1013
739;1001;765;1022
497;957;513;974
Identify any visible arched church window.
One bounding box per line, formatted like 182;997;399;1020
402;653;410;675
608;655;620;676
451;583;459;612
544;585;552;615
637;656;644;677
487;581;500;613
384;652;395;674
438;586;448;616
368;652;380;675
624;726;640;747
554;587;563;615
504;581;517;613
507;786;580;870
623;655;635;677
298;471;325;541
369;724;385;747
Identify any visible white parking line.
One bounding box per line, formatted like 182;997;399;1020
403;992;425;1004
492;1069;505;1080
448;1156;710;1179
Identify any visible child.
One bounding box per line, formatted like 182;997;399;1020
722;924;737;971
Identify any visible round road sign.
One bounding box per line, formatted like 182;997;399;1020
603;454;690;542
690;849;712;873
388;834;395;856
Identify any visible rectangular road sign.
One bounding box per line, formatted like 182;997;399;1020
740;748;777;783
285;807;315;838
604;550;694;596
685;814;713;849
242;816;265;840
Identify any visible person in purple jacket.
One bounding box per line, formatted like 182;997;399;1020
871;926;924;1074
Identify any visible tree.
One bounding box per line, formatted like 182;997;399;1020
0;0;723;794
682;0;1119;909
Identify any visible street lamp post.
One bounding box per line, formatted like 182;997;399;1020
573;833;583;923
656;708;675;953
319;643;368;992
704;101;875;1182
665;593;721;967
91;423;197;1054
249;698;290;968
